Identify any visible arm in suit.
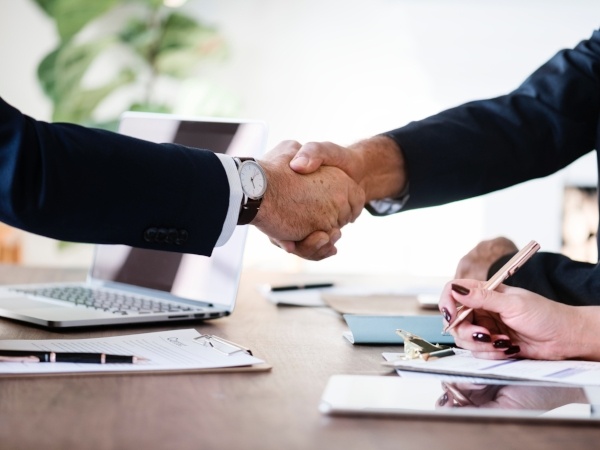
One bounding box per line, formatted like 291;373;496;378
0;97;229;256
388;29;600;211
289;30;600;303
387;30;600;305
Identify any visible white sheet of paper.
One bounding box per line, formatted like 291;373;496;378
0;329;264;375
383;349;600;386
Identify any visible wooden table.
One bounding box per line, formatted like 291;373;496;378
0;265;598;450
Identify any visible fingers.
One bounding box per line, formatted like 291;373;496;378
454;237;518;279
450;320;518;359
290;141;359;180
263;140;302;160
439;279;522;359
270;230;341;261
440;280;505;316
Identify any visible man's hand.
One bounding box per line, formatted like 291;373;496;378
252;141;365;257
454;237;519;280
275;136;407;259
290;136;406;202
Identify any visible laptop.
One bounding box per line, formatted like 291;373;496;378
0;112;268;328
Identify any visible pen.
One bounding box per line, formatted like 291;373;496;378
444;240;540;333
270;282;334;292
441;382;475;407
0;350;146;364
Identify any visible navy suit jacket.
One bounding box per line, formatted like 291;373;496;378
387;30;600;306
0;97;230;256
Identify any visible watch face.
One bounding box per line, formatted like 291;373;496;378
239;161;267;199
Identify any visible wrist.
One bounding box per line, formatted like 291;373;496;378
571;306;600;360
348;135;407;202
251;159;277;227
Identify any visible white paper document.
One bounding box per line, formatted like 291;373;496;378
384;349;600;386
0;329;265;375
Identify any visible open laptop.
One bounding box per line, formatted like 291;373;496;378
0;112;268;328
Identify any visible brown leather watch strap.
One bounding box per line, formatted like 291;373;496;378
237;197;261;225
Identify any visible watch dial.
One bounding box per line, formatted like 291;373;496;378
240;162;266;198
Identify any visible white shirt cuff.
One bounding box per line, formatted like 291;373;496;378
214;153;243;246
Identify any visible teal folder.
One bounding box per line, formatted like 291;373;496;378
343;314;455;345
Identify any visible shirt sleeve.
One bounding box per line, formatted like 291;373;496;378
214;153;243;246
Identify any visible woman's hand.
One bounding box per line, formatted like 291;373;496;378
438;279;586;360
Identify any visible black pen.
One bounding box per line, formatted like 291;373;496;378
0;350;146;364
270;282;334;292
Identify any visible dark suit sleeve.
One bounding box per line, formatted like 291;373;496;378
0;97;230;256
384;30;600;306
386;30;600;210
488;252;600;307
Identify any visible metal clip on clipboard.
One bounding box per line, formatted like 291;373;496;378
193;334;253;356
394;329;454;361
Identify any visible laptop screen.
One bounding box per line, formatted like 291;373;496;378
90;113;267;307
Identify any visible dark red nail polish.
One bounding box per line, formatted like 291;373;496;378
493;339;511;349
505;345;521;355
438;393;449;406
451;284;470;295
472;332;491;343
441;307;452;323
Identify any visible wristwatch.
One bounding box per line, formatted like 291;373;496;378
234;157;268;225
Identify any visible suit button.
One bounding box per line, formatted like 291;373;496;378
156;228;167;243
175;230;188;245
165;228;178;244
144;228;157;242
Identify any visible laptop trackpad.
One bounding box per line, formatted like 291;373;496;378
0;296;62;310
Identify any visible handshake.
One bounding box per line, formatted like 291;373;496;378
251;137;406;261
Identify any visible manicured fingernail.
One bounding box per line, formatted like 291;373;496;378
441;307;451;323
493;339;511;349
438;393;449;406
472;332;491;343
451;284;470;295
505;345;521;355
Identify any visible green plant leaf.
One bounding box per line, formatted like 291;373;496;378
37;38;114;104
31;0;119;40
155;12;227;77
52;68;136;123
128;102;172;113
119;17;163;63
120;12;227;78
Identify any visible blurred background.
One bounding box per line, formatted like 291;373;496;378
1;0;599;278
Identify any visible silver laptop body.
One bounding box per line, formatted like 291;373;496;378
0;113;267;328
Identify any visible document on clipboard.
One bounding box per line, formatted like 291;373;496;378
383;348;600;386
0;329;270;376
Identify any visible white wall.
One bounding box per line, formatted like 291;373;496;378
1;0;599;275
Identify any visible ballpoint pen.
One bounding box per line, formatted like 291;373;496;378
0;350;147;364
269;282;334;292
444;240;541;333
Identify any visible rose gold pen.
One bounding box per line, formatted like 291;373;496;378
444;240;540;333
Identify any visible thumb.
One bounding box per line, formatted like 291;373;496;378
290;141;349;175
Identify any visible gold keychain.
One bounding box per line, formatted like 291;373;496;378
394;329;455;361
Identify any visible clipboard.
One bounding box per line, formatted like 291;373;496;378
0;329;272;377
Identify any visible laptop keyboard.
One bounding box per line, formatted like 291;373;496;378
11;286;204;315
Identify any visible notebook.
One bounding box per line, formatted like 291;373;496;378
0;112;268;328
